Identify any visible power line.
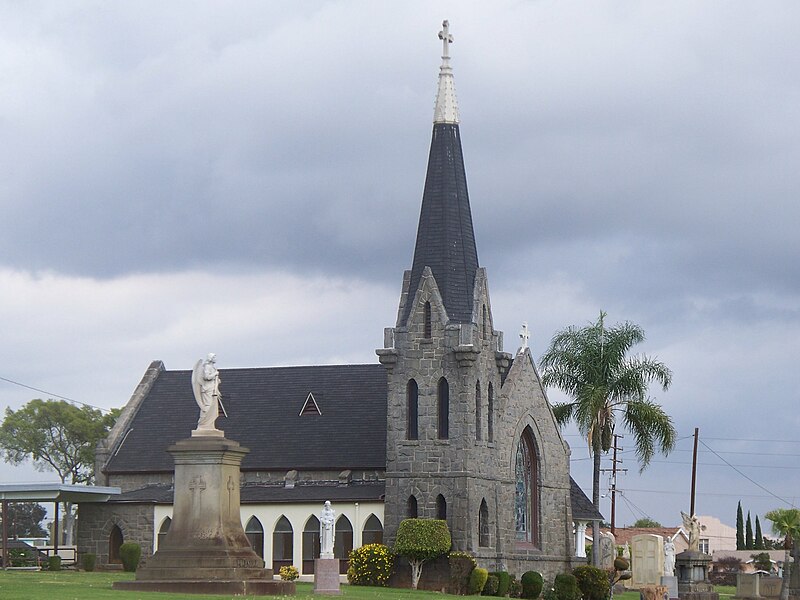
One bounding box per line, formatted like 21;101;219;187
0;375;111;413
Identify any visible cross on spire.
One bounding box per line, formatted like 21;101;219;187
519;321;530;352
439;20;453;59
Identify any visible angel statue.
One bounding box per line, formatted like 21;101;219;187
681;511;701;552
191;353;227;435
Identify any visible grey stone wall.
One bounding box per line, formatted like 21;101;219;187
77;503;155;568
380;266;575;577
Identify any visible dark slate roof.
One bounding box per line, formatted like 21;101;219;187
570;477;604;521
112;482;385;505
402;123;479;326
104;364;387;474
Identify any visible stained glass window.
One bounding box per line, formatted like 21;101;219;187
514;428;538;545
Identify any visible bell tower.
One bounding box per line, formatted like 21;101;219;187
378;21;513;555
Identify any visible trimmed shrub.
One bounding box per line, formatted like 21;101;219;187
82;553;97;572
347;544;394;587
573;565;610;600
450;551;477;594
521;571;544;599
492;571;512;596
279;565;299;581
394;519;451;589
119;542;141;573
469;567;489;595
46;556;62;571
553;573;580;600
484;574;500;596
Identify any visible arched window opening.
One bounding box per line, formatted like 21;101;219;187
436;494;447;521
334;516;354;574
475;381;482;441
362;515;384;545
482;305;488;338
424;302;432;338
245;516;264;559
157;517;171;551
303;516;320;574
515;428;539;546
272;516;294;572
108;525;123;564
408;496;418;518
438;377;449;439
479;500;490;547
487;383;494;442
407;379;419;440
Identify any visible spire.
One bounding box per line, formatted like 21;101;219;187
433;20;459;124
401;20;478;326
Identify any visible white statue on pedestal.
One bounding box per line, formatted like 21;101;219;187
320;501;335;559
192;353;226;435
664;539;676;576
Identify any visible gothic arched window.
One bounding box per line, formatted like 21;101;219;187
487;383;494;442
408;495;418;518
362;514;383;545
514;427;539;546
438;377;449;439
303;516;320;574
334;516;353;574
407;379;419;440
245;516;264;558
475;381;482;441
157;517;171;551
436;494;447;520
108;525;123;564
272;516;293;572
479;499;489;547
424;301;432;338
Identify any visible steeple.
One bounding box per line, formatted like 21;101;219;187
401;20;478;326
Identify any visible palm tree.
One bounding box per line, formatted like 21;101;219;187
540;311;675;565
764;508;800;600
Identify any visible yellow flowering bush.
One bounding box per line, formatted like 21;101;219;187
279;565;299;581
347;543;395;586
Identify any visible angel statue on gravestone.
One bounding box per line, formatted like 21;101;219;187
681;511;701;552
191;353;227;434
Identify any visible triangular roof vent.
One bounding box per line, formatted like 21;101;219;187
299;392;322;416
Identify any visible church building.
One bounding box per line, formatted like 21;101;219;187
78;21;600;581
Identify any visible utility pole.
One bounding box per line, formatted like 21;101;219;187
690;427;699;516
600;434;627;534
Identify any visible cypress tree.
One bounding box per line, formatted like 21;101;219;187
736;501;745;550
746;511;754;550
755;515;764;550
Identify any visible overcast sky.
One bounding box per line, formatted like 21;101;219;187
1;1;798;534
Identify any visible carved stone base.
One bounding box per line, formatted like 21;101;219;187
314;558;341;595
662;575;679;599
113;436;293;595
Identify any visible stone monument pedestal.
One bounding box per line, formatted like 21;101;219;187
314;558;341;595
662;575;679;600
676;550;718;600
114;436;294;596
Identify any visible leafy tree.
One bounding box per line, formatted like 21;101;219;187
755;515;765;550
746;511;754;550
0;502;48;538
737;501;745;550
764;508;800;600
540;311;674;565
393;519;451;589
0;399;119;545
750;552;772;573
633;517;662;528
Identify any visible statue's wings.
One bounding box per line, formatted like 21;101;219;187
680;511;691;529
191;359;204;409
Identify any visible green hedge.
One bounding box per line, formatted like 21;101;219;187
484;574;500;596
82;553;97;572
573;565;610;600
347;544;394;587
491;571;511;596
449;551;477;595
468;567;489;595
553;573;580;600
119;542;141;573
521;571;544;599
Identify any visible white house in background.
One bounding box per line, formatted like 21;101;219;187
695;515;737;554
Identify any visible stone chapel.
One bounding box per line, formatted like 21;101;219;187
79;21;600;581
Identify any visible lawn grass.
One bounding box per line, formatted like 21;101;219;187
0;571;742;600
